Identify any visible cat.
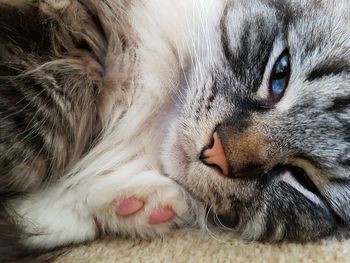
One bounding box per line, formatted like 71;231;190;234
1;0;350;262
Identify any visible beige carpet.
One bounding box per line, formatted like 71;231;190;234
54;229;350;263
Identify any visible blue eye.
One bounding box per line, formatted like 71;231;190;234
270;50;291;100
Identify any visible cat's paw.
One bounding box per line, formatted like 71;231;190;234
115;197;175;224
92;171;196;238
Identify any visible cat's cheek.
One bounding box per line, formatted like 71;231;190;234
161;128;190;179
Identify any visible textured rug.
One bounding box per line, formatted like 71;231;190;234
54;229;350;263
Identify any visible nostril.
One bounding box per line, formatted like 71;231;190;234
200;132;229;176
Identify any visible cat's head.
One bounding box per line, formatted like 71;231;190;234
162;0;350;241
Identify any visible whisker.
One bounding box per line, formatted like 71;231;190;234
202;205;228;243
213;212;235;232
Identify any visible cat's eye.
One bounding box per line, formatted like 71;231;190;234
269;50;291;101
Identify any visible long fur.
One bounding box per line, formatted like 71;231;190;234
1;0;350;262
1;0;206;261
0;0;140;260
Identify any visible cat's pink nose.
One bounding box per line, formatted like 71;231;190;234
201;132;229;176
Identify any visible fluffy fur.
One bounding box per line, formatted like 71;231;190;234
0;0;350;262
0;0;206;261
162;0;350;241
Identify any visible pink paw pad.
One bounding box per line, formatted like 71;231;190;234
115;197;144;216
148;207;174;224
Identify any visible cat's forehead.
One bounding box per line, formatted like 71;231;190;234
221;0;350;91
223;0;350;45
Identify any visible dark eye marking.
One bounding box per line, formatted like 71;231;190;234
307;59;350;82
328;177;350;184
326;96;350;113
340;159;350;167
221;16;277;93
289;166;321;197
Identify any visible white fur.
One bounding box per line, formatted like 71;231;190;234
8;0;223;249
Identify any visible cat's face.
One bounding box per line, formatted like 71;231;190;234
162;0;350;241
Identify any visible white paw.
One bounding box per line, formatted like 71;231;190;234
91;171;196;238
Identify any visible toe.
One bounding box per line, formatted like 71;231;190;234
115;197;144;216
148;207;174;224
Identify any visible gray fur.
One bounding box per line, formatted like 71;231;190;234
1;0;350;261
0;0;134;261
164;0;350;241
